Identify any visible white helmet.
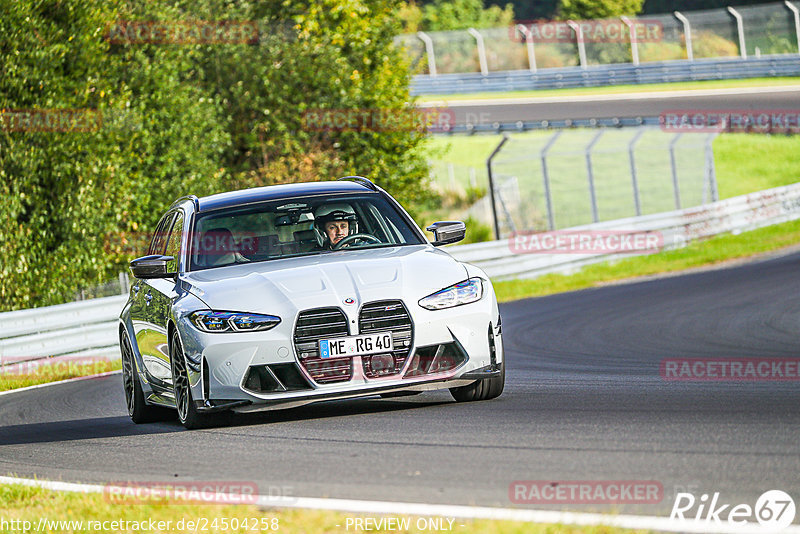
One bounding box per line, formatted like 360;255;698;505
314;203;359;241
314;203;358;234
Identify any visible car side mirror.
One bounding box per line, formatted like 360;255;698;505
130;255;176;279
426;221;466;246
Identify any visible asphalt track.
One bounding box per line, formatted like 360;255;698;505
421;86;800;124
1;250;799;518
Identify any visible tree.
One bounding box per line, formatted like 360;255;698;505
0;0;229;309
398;0;514;33
0;0;432;310
557;0;643;20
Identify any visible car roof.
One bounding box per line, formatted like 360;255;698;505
195;181;377;213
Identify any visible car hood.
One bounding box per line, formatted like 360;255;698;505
180;245;468;315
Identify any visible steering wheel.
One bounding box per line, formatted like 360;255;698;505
332;233;381;250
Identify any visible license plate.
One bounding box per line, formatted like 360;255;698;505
319;332;393;359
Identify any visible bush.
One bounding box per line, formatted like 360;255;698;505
462;216;494;244
692;30;739;58
0;1;229;309
0;0;432;310
399;0;515;33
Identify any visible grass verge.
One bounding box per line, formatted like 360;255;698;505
416;77;800;102
0;359;122;393
0;483;649;534
493;218;800;303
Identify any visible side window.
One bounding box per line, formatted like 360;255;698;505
164;212;184;273
149;213;175;255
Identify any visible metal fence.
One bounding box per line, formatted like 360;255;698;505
478;127;718;239
449;181;800;280
399;1;800;76
0;294;125;368
411;55;800;94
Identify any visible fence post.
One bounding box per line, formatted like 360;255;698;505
628;128;646;216
674;11;694;61
669;133;684;209
118;271;130;294
567;20;588;69
585;130;605;223
487;135;510;240
540;130;563;231
705;133;719;202
786;1;800;55
621;16;640;65
516;24;537;73
727;7;747;59
467;28;489;76
416;31;437;77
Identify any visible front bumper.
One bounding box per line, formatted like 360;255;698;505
200;367;502;414
177;293;503;412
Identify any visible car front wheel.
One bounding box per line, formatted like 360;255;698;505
450;363;505;402
450;325;505;402
171;332;206;430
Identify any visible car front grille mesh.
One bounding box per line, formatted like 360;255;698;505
358;300;413;378
294;308;352;383
292;301;414;384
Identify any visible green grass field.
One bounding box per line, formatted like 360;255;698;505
0;483;648;534
416;77;800;102
0;359;121;393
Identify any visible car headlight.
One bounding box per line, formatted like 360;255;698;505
419;278;484;310
189;310;281;333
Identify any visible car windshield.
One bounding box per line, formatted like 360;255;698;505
190;193;424;270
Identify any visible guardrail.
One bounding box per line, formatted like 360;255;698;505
447;181;800;280
411;55;800;95
2;181;799;363
0;294;125;367
438;116;663;134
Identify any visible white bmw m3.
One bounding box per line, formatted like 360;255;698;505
119;177;504;429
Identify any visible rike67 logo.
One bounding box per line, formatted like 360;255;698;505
670;490;796;531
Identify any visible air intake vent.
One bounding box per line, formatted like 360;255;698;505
242;363;313;394
294;307;352;383
359;300;413;378
404;342;467;378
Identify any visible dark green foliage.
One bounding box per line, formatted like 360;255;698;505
557;0;644;20
399;0;514;32
0;0;431;310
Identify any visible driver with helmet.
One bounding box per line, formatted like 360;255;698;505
314;203;359;249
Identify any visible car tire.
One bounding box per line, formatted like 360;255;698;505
171;331;207;430
449;363;505;402
121;333;163;424
450;325;505;402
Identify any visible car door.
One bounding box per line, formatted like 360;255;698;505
132;211;175;387
146;210;185;388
